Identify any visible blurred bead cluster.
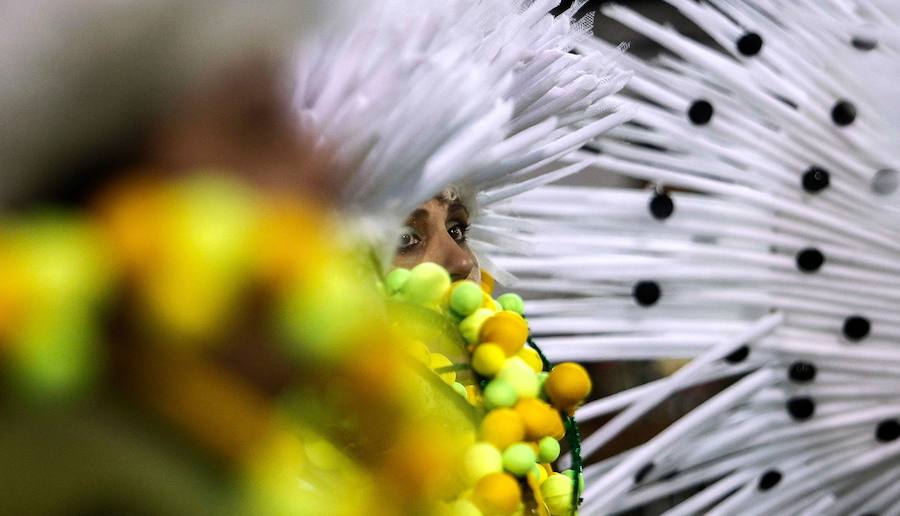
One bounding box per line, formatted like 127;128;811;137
385;263;593;515
0;172;474;515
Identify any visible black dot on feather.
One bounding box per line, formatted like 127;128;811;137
831;100;857;126
688;100;714;125
788;361;817;383
758;470;782;490
876;419;900;443
796;248;825;273
725;345;750;364
802;166;830;193
633;281;661;307
786;397;815;421
737;32;763;56
843;315;871;341
649;192;674;220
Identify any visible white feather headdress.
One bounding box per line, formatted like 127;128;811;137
293;0;634;276
486;1;900;513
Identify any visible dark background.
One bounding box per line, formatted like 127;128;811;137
555;0;714;57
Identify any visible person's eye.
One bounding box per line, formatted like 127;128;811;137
398;226;421;252
448;222;469;244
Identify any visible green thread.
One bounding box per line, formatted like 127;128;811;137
527;334;583;514
527;335;553;371
564;414;583;515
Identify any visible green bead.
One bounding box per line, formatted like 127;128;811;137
16;214;113;302
404;262;451;306
10;306;100;401
538;436;561;463
384;267;411;295
449;281;483;316
275;267;368;362
484;379;518;409
496;357;539;399
497;293;525;315
502;442;536;476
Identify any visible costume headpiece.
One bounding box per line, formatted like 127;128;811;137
294;0;633;276
488;1;900;513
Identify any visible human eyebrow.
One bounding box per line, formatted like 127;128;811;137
446;202;469;221
405;208;430;227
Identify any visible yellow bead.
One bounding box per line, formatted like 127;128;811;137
405;262;451;306
479;312;528;356
545;362;592;413
480;408;525;450
466;384;482;406
527;463;548;485
462;442;503;485
515;398;565;441
473;343;506;377
480;271;496;296
304;437;344;471
516;346;543;373
450;499;483;516
430;352;457;385
472;472;521;515
541;473;574;516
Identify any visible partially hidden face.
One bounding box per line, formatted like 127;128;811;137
392;197;480;282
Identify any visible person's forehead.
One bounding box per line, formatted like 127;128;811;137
408;198;468;223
